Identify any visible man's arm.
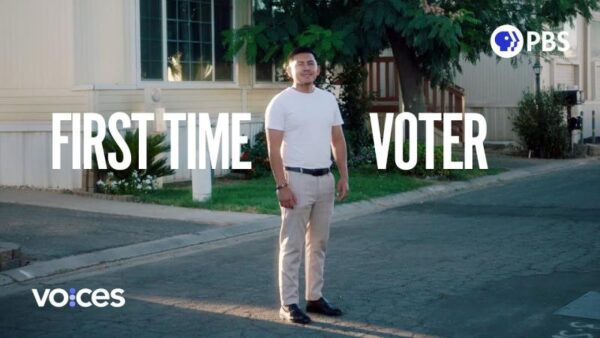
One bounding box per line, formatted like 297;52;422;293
331;125;349;201
266;129;296;208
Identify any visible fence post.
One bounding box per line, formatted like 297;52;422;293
593;111;596;143
580;111;584;144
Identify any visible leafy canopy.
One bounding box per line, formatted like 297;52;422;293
225;0;598;86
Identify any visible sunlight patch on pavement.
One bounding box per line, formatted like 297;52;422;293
128;294;440;337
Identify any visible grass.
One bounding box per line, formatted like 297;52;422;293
134;167;507;215
135;176;279;214
447;167;507;180
334;167;429;204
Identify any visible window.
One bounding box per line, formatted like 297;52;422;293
140;0;233;82
253;0;286;83
256;58;287;83
255;58;275;82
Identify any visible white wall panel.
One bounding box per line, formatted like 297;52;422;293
0;0;74;89
455;54;536;107
555;64;577;87
73;0;135;86
466;106;518;142
0;123;82;189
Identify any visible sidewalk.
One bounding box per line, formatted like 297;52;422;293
0;188;272;226
0;153;597;287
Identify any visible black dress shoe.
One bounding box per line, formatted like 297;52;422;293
279;304;312;324
306;297;343;316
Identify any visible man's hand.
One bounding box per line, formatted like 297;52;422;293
277;186;297;209
267;128;296;209
331;125;349;202
336;177;349;201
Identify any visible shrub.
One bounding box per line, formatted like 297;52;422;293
384;142;450;178
93;129;175;193
239;131;270;178
512;90;568;158
334;63;374;168
347;143;377;168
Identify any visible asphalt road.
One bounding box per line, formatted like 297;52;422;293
0;204;214;260
0;161;599;337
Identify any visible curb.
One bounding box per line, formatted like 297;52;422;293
1;218;280;285
0;242;24;272
1;157;597;287
332;157;596;222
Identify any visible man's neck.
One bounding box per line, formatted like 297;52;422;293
292;83;315;93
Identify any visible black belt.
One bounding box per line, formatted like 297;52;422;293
285;167;330;176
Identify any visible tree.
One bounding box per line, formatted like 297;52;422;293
225;0;599;116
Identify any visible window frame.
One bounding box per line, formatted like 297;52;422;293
135;0;238;88
250;0;287;88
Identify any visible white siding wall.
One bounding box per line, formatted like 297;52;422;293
0;89;91;121
73;0;136;86
555;64;578;87
158;89;244;112
95;90;145;115
454;54;536;142
455;54;536;107
476;107;518;142
247;88;283;113
0;0;91;121
0;123;82;189
0;117;265;189
0;0;74;89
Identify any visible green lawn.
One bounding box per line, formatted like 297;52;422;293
447;167;506;180
134;167;506;215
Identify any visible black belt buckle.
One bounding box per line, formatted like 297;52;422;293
286;167;330;176
307;168;320;176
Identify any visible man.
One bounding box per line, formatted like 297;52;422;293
265;47;349;325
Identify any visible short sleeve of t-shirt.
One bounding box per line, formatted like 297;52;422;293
265;96;285;131
332;94;343;126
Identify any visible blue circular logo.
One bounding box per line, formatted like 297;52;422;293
490;25;524;58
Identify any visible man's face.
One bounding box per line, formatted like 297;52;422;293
286;53;320;85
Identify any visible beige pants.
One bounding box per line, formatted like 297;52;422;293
278;170;335;306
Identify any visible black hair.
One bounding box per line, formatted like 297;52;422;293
286;47;318;64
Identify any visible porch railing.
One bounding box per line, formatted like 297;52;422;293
366;57;465;142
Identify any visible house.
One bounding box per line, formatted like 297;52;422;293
367;12;600;144
453;12;600;143
0;0;285;190
2;1;598;190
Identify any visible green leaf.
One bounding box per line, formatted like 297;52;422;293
246;40;257;64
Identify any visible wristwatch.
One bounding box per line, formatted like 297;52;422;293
275;183;288;191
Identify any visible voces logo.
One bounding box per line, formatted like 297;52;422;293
491;24;570;58
32;288;126;308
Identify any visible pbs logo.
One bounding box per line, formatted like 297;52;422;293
491;24;570;58
490;25;524;58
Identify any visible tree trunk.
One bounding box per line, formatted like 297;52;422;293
386;28;427;140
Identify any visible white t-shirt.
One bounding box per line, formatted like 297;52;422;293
265;87;344;169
